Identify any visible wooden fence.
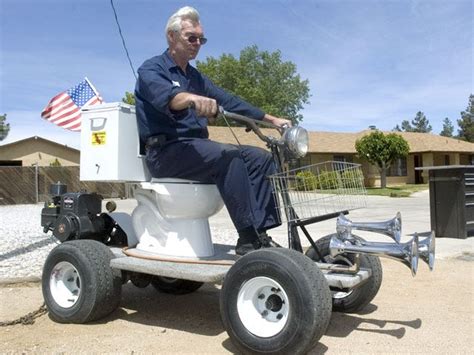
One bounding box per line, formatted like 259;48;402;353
0;166;126;205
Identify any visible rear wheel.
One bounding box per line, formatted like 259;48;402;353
306;234;383;313
221;248;331;354
42;240;122;323
151;277;203;295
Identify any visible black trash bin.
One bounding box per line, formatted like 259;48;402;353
419;166;474;239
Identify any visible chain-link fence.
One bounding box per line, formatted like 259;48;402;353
0;166;127;205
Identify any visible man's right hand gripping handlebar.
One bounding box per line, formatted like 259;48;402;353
170;92;218;123
189;95;218;122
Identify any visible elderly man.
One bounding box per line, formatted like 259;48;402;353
135;6;291;255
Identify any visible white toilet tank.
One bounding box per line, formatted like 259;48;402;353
80;102;150;182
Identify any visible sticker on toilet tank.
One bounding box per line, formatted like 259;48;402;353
91;131;106;145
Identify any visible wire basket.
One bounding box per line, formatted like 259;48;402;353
269;161;367;223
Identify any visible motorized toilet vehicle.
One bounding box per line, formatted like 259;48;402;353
40;103;435;354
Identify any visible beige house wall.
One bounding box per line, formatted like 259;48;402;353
419;153;433;183
406;155;415;184
433;152;460;166
10;151;78;167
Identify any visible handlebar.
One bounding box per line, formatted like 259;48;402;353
217;106;285;144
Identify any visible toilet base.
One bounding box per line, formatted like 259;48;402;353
132;188;216;258
136;218;215;258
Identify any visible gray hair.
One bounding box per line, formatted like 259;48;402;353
165;6;200;36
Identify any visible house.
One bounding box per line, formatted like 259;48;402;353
1;130;472;186
0;136;79;166
209;127;474;187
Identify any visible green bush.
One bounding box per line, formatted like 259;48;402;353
49;158;62;167
340;168;363;189
317;170;340;190
294;169;342;191
295;170;318;191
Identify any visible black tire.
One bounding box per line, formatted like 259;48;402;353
42;240;122;323
150;277;203;295
220;248;332;355
306;234;383;313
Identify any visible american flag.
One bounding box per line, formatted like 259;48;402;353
41;78;103;131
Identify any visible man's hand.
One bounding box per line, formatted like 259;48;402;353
170;92;217;122
191;95;218;121
263;114;292;128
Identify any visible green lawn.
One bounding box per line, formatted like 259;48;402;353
366;184;429;197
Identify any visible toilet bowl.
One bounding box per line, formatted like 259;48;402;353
132;178;224;258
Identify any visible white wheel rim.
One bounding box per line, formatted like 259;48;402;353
237;276;290;338
332;290;354;299
49;261;81;308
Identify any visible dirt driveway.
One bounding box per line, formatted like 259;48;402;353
1;257;473;354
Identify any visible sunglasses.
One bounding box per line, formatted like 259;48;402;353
187;35;207;45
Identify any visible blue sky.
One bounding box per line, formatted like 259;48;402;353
1;0;472;149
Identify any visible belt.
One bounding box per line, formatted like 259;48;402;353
145;135;168;150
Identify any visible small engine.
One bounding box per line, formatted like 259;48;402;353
41;182;127;245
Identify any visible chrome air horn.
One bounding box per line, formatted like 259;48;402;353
417;232;436;271
329;234;419;276
337;213;402;243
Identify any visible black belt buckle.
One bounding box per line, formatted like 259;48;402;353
146;135;167;150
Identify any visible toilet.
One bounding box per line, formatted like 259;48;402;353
132;178;224;258
80;102;224;258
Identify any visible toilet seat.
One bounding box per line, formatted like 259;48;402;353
150;177;211;184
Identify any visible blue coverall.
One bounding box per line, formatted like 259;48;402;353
135;50;280;234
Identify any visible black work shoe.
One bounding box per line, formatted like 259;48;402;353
235;238;262;256
259;232;282;248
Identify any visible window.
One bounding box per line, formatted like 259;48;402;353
387;157;407;176
289;156;311;170
444;155;450;165
333;155;353;163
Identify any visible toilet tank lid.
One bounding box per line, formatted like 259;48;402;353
81;102;135;113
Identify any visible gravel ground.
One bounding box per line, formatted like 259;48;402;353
0;204;60;283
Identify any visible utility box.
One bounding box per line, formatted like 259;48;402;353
80;102;150;182
420;166;474;239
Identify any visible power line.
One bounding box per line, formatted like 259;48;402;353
110;0;137;80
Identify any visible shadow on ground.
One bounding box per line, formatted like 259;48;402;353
95;284;423;355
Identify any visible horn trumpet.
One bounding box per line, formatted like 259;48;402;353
417;231;435;271
337;212;402;243
329;234;419;276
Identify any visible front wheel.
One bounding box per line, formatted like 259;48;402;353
220;248;332;355
42;240;122;323
306;234;383;313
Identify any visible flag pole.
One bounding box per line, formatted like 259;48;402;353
84;77;103;102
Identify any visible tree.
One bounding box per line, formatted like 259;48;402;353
393;120;412;132
0;113;10;141
355;131;410;188
122;91;135;105
196;45;310;125
50;158;62;167
458;94;474;142
393;111;432;133
411;111;432;132
440;117;454;137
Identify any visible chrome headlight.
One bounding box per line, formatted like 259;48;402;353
283;126;308;158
